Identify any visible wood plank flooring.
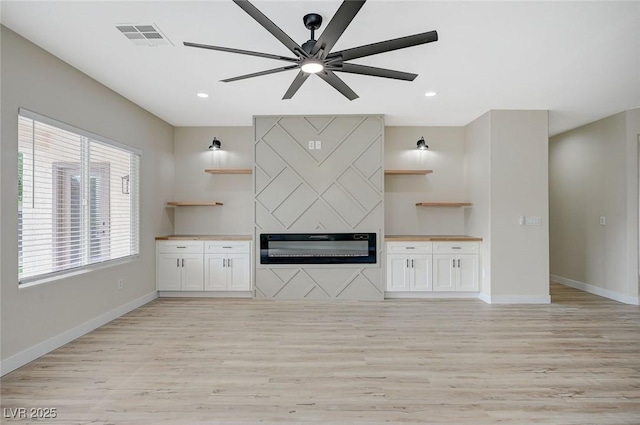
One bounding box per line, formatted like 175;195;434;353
2;283;639;424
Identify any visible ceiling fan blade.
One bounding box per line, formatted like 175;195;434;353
184;42;298;62
328;30;438;62
317;70;359;101
233;0;307;57
333;63;417;81
221;65;300;83
282;71;310;99
311;0;366;58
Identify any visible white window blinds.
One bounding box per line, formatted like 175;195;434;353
18;109;140;284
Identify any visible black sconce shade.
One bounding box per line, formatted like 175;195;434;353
209;137;222;150
416;137;429;150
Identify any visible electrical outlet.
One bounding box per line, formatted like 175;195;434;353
315;140;322;150
118;279;123;290
308;141;315;150
599;216;606;225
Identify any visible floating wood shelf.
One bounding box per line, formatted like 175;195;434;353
166;202;224;207
205;169;252;174
416;202;472;207
384;170;433;175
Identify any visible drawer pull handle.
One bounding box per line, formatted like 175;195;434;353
176;246;186;249
452;247;461;249
223;246;233;249
405;247;415;249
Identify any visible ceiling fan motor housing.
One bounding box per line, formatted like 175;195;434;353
303;13;323;31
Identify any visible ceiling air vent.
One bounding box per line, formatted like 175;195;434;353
116;24;173;47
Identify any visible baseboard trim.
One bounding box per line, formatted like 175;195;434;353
0;291;157;377
479;293;551;304
550;275;640;305
385;292;479;299
158;291;253;298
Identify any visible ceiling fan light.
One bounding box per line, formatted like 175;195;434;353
301;60;324;74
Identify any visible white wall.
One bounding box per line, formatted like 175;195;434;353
626;109;640;298
385;126;466;235
0;26;175;372
550;109;639;303
464;113;492;295
464;110;550;303
172;127;253;235
490;111;549;302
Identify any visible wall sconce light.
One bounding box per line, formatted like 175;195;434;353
208;137;222;151
416;137;429;150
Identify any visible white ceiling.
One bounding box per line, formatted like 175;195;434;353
1;1;639;136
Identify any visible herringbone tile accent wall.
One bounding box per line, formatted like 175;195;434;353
254;115;384;300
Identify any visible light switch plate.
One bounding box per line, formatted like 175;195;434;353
599;216;606;225
525;216;541;226
315;140;322;150
308;141;315;150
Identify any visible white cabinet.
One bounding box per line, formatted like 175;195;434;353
204;241;251;291
386;242;433;292
433;242;479;292
156;241;204;291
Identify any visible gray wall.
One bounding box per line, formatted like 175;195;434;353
172;126;253;235
0;26;174;366
550;109;639;303
253;115;384;300
464;110;550;303
385;126;466;235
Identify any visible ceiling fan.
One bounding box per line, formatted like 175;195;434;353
184;0;438;100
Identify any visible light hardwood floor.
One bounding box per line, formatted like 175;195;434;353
2;283;639;424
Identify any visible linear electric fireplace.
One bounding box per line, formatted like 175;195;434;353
260;233;377;265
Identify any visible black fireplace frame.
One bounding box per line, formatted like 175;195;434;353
260;233;377;265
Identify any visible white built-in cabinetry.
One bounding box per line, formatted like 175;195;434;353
157;241;205;291
386;242;433;291
156;239;251;295
385;241;479;296
433;243;479;292
204;241;251;291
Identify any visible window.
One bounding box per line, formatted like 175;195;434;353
18;109;140;284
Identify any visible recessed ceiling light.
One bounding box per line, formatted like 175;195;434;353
197;93;209;98
425;91;437;97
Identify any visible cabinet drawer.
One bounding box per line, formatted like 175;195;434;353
386;242;433;254
157;241;204;254
433;242;479;254
205;241;251;254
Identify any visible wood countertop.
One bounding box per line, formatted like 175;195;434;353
156;235;252;241
385;235;483;242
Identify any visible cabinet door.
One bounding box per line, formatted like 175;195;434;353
181;254;204;291
410;254;432;291
204;254;227;291
386;255;410;291
433;254;456;291
227;253;251;291
157;254;182;291
456;255;479;291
